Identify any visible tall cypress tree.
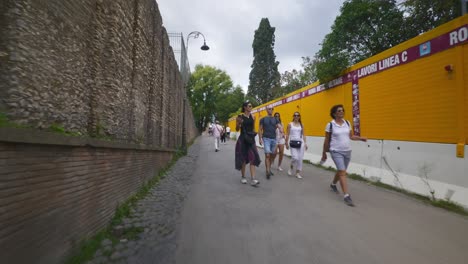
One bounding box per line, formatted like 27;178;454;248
248;18;280;104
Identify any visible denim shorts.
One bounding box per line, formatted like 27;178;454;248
330;150;352;170
263;137;277;154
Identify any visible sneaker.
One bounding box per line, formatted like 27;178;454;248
330;184;339;193
241;178;247;184
287;169;292;176
296;174;302;179
251;179;260;187
278;167;283;171
270;171;274;176
266;172;270;180
215;149;218;152
344;195;354;206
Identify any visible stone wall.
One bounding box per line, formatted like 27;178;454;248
0;0;198;263
0;0;197;147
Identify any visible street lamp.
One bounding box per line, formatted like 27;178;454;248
186;31;210;51
182;31;210;149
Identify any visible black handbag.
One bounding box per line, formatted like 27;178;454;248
241;119;257;145
243;131;257;145
289;140;302;148
289;122;303;149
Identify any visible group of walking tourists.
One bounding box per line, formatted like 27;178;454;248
234;101;367;206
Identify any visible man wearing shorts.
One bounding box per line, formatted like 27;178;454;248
259;106;279;179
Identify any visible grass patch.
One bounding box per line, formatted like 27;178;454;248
0;113;84;136
311;161;468;217
65;146;189;264
0;112;8;125
0;112;30;129
47;123;82;136
67;230;110;264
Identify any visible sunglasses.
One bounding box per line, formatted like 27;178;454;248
294;114;300;117
247;105;252;107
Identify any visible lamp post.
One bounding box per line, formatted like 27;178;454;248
181;31;210;150
186;31;210;52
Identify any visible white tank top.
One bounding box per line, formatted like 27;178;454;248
288;122;303;140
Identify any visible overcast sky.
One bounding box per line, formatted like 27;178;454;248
158;0;346;92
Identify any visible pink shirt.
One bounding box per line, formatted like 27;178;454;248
212;124;223;137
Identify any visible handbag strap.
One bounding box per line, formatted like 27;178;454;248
241;115;248;135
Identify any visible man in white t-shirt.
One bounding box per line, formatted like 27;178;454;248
212;120;224;152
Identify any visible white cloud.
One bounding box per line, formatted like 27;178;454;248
158;0;345;92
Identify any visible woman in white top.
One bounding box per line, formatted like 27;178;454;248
321;104;367;206
285;112;308;179
273;112;285;171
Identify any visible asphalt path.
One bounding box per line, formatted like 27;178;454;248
175;135;468;264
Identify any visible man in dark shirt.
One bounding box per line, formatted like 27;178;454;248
259;106;279;179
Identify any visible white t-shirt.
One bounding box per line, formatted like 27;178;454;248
226;127;231;133
325;120;351;151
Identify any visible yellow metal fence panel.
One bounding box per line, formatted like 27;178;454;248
360;49;458;143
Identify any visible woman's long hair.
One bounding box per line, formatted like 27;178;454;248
274;112;282;124
241;101;251;112
291;111;303;129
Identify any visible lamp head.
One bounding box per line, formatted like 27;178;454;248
201;41;210;51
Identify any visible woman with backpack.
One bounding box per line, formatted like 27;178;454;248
321;104;367;206
285;111;308;179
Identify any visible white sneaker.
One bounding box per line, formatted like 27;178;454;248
251;179;260;186
296;174;303;179
278;167;283;171
241;178;247;184
287;169;292;176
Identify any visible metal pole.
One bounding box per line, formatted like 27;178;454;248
182;96;187;150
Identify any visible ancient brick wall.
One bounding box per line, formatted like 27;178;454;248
0;131;174;263
0;0;197;147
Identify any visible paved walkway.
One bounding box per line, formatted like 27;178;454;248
88;135;468;264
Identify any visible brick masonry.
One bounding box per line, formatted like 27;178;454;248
0;136;174;263
0;0;198;263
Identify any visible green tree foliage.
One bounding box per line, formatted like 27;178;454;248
248;18;281;104
216;85;245;125
279;57;318;96
187;65;244;130
315;0;410;84
401;0;462;35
